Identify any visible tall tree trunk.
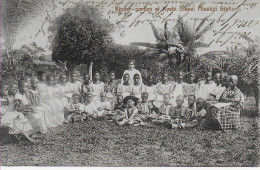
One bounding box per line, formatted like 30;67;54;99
257;54;260;115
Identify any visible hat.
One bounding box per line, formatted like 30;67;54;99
122;96;139;105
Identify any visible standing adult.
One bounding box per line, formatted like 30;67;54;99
121;60;142;86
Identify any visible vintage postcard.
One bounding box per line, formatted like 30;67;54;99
1;0;259;167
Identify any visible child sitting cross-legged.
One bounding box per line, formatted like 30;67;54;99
137;92;158;125
111;95;126;121
152;93;174;125
180;95;199;129
64;93;86;123
95;92;113;119
196;98;207;120
114;96;142;126
114;94;125;111
166;95;187;129
84;92;99;119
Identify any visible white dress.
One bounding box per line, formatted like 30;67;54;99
14;93;47;134
42;86;65;126
143;85;156;100
197;81;216;100
54;84;69;108
130;83;146;99
172;83;187;107
29;89;59;129
212;84;226;100
66;81;82;93
84;102;99;115
155;82;175;101
89;82;105;102
153;82;175;108
1;98;33;135
95;101;112;117
117;84;132;98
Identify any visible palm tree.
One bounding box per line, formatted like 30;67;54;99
1;0;53;55
131;20;183;70
196;39;259;113
131;15;213;72
227;39;260;113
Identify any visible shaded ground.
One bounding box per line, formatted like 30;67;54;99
1;99;259;166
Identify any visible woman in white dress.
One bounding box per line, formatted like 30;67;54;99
14;80;47;134
42;75;65;126
88;71;105;102
55;73;70;108
121;60;142;86
30;77;60;129
37;71;47;95
66;71;82;93
197;72;216;100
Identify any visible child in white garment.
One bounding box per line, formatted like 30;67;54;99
65;93;85;123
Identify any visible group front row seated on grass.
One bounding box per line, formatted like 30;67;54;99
0;70;243;144
63;91;209;128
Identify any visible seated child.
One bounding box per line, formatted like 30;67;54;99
114;95;125;111
114;96;141;126
196;98;207;119
84;92;99;118
152;93;174;125
95;92;112;118
137;92;158;122
1;82;35;143
180;95;199;128
65;93;85;123
154;72;175;108
112;95;126;121
168;95;187;128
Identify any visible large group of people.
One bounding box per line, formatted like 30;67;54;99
1;60;244;143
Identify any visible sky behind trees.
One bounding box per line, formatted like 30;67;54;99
2;0;260;55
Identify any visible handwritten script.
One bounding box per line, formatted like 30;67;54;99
44;0;260;48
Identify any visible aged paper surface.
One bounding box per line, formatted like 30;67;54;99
1;0;259;167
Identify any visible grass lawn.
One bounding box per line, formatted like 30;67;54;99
1;100;259;166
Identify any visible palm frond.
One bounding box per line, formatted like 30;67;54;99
192;42;209;48
2;0;53;51
130;42;156;48
196;21;214;40
195;15;209;32
164;21;170;40
202;51;229;56
150;22;164;41
166;38;183;46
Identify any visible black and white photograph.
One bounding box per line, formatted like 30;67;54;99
1;0;259;167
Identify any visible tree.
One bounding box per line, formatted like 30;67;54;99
131;15;213;72
49;4;115;71
1;43;48;79
194;39;260;113
226;39;260;114
1;0;52;54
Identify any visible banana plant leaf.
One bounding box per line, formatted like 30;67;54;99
130;42;157;48
150;22;164;41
